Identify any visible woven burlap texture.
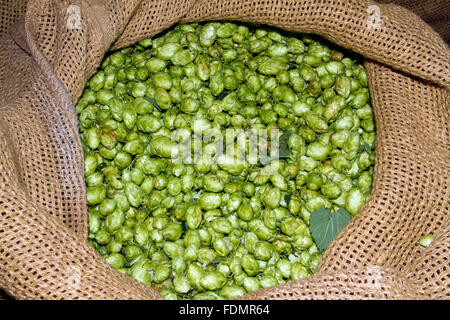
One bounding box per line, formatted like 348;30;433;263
0;0;448;300
377;0;450;44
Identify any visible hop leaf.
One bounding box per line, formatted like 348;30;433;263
310;207;351;252
143;97;162;112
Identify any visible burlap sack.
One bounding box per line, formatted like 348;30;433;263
378;0;450;44
0;0;448;300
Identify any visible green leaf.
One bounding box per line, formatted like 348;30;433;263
278;129;293;158
284;192;293;206
258;130;294;164
279;129;293;142
359;142;372;152
278;148;291;159
309;206;351;252
143;96;162;112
